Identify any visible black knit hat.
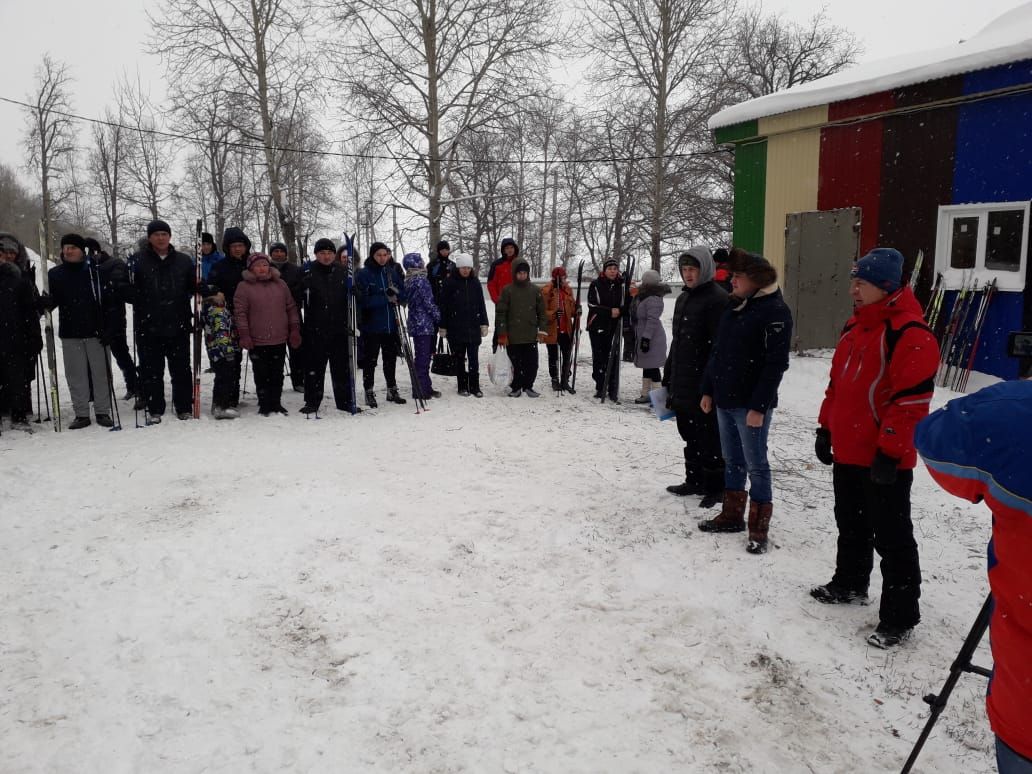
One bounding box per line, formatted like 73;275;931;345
60;233;87;250
603;257;619;270
201;232;215;245
147;219;171;236
368;241;389;260
269;241;288;255
83;237;102;254
436;240;450;252
513;259;530;276
313;238;336;254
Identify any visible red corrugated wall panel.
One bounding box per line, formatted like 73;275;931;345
818;92;895;255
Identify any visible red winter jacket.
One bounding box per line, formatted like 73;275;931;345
487;257;513;303
817;287;939;469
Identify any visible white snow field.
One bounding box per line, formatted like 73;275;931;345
1;295;998;774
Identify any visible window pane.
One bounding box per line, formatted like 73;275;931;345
985;209;1025;272
950;216;979;269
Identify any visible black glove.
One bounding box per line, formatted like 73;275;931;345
640;337;650;353
870;450;899;485
385;287;398;298
814;428;833;466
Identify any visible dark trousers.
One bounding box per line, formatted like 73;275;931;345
508;342;538;390
449;338;480;392
212;355;242;409
589;328;618;396
108;325;136;393
0;352;32;420
250;344;286;412
287;342;303;389
546;332;573;384
412;334;434;397
622;325;635;362
137;330;192;416
362;332;399;390
832;463;921;629
674;406;723;492
304;334;352;411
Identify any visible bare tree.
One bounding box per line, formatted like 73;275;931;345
723;7;862;100
88;108;127;254
335;0;560;250
152;0;317;261
584;0;730;271
0;163;44;248
23;54;76;262
116;75;180;222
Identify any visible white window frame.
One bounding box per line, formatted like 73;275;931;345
935;201;1029;291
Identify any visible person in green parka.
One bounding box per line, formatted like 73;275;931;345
495;259;548;398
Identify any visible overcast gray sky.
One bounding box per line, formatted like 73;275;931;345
0;0;1027;180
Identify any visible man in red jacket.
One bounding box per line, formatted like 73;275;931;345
487;237;518;352
810;248;939;649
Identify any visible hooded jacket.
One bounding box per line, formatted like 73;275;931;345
915;381;1032;760
355;257;408;334
0;260;43;358
438;270;489;343
427;245;456;305
701;284;792;413
664;247;728;410
632;281;672;370
487;238;519;303
206;228;252;311
233;266;300;348
0;232;42;316
818;287;938;468
404;270;440;337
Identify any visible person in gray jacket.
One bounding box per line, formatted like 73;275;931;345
632;269;671;403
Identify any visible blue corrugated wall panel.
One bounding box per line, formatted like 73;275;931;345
951;61;1032;379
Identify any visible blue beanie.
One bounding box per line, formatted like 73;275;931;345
852;248;903;293
402;252;424;270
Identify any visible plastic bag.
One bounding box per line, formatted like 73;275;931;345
488;345;512;387
649;386;675;421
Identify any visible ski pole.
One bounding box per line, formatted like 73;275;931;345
103;345;122;431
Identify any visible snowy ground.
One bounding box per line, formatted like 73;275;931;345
1;294;999;773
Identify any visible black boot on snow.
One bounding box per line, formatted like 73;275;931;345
810;583;869;605
68;416;92;430
365;390;378;408
386;387;407;404
666;480;703;497
470;374;483;398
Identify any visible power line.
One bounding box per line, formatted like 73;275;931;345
1;94;730;166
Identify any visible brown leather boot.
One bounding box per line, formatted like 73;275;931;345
746;501;773;554
698;490;747;532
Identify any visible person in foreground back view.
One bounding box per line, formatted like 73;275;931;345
915;381;1032;773
810;248;939;649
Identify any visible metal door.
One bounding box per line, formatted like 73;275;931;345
783;208;860;351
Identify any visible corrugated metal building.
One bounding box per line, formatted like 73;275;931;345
710;3;1032;378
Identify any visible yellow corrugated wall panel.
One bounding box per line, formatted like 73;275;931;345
758;106;826;277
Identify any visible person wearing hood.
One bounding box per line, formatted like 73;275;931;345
586;258;627;400
540;266;579;392
487;237;519;352
269;241;304;392
427;239;455;307
84;237;137;401
663;247;728;507
232;253;300;416
199;232;223;282
355;241;408;407
43;234;114;429
402;252;441;399
202;227;252;418
0;234;43;430
126;220;196;422
631;269;671;404
495;259;548;397
438;252;489;397
811;248;938;649
698;249;792;555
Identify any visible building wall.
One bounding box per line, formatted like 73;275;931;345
716;121;766;253
758;106;825;277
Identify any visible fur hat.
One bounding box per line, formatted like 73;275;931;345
60;233;87;251
640;269;661;286
147;220;171;237
453;253;474;269
851;248;903;293
728;247;777;286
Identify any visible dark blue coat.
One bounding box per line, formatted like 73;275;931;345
47;260;104;339
128;245;195;337
701;287;792;414
439;272;489;343
356;259;407;334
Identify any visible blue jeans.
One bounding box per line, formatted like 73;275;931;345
716;406;773;503
998;737;1032;773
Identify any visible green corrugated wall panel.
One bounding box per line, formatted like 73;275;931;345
733;140;767;252
714;120;759;145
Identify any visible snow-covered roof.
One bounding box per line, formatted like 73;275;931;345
709;2;1032;131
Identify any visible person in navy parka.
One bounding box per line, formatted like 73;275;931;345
356;241;408;407
402;252;440;400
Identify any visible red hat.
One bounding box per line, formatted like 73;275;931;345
551;266;567;279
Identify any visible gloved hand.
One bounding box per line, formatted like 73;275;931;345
438;328;448;338
498;333;508;346
814;428;833;466
385;286;398;298
537;331;547;342
640;337;650;353
870;450;899;485
480;325;489;337
289;332;301;350
239;337;254;351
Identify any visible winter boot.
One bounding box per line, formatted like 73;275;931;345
551;377;561;392
68;416;92;430
365;389;378;408
300;404;319;415
810;583;869;606
96;414;114;428
386;387;407;405
634;378;653;404
524;387;541;398
698;490;747;533
470;373;483;398
699;467;725;508
666;460;702;496
867;624;913;649
746;501;773;554
457;371;470;396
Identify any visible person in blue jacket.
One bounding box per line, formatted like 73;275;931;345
356;241;408;407
698;249;793;554
199;232;223;281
